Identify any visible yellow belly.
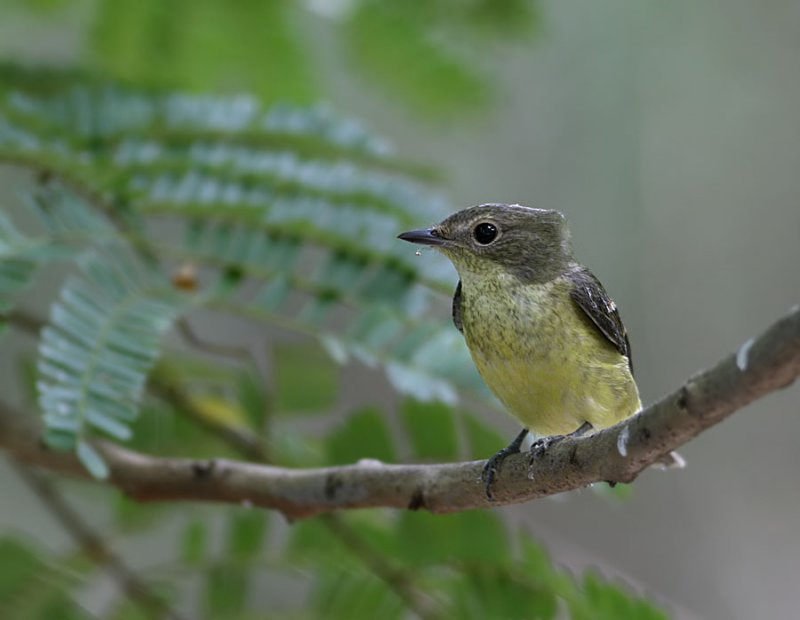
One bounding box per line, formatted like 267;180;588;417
462;276;641;437
471;348;640;437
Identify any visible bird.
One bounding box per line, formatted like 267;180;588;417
398;203;682;499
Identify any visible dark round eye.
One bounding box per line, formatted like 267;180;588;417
473;222;498;245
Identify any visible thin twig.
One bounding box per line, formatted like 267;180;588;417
1;305;797;519
12;463;186;620
175;318;253;362
148;362;270;462
5;308;43;334
320;514;441;620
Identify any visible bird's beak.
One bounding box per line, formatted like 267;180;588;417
397;227;445;247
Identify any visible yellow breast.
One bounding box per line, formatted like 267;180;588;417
461;274;641;437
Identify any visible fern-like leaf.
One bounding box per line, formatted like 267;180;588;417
0;188;113;324
37;246;190;477
0;211;41;318
1;69;498;412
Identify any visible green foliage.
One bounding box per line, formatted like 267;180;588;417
34;593;90;620
326;406;397;465
273;341;338;413
0;518;670;620
312;569;404;620
5;0;70;11
450;569;559;619
236;370;270;428
226;509;269;564
181;519;208;567
0;538;42;604
37;245;192;476
283;513;668;620
0;68;490;417
8;0;542;117
129;400;240;460
401;397;459;460
345;1;488;114
0;537;92;620
287;517;348;566
92;0;315;105
571;571;670;620
107;600;155;620
0;188;110;327
0;210;42;318
463;410;509;457
334;0;538;115
205;562;248;619
395;509;510;566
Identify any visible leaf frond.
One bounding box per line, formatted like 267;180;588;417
1;67;491;412
0;187;115;320
37;244;191;476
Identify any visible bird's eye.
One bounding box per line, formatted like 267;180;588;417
473;222;498;245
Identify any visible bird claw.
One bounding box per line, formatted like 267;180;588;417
528;434;566;466
484;434;568;497
480;428;529;501
481;449;513;501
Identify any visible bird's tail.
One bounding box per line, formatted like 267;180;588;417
653;450;686;470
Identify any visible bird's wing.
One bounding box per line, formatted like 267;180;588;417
452;280;464;334
567;267;633;374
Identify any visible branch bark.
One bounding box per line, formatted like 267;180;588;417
2;306;798;521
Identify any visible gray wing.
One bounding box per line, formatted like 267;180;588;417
568;267;633;374
452;280;463;334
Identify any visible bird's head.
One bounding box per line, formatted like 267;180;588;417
398;203;572;284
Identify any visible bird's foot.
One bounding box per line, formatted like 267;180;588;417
528;435;566;461
482;447;517;501
527;424;592;478
481;428;528;501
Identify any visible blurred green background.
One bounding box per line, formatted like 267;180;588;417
1;1;799;619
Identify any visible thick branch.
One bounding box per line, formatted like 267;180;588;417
2;306;798;520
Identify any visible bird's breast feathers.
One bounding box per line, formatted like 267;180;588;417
460;274;640;436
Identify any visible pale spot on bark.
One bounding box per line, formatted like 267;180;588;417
736;337;755;371
617;426;630;457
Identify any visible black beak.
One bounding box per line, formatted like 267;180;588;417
397;227;445;246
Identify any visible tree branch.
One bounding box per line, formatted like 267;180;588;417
174;318;253;362
1;306;798;521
